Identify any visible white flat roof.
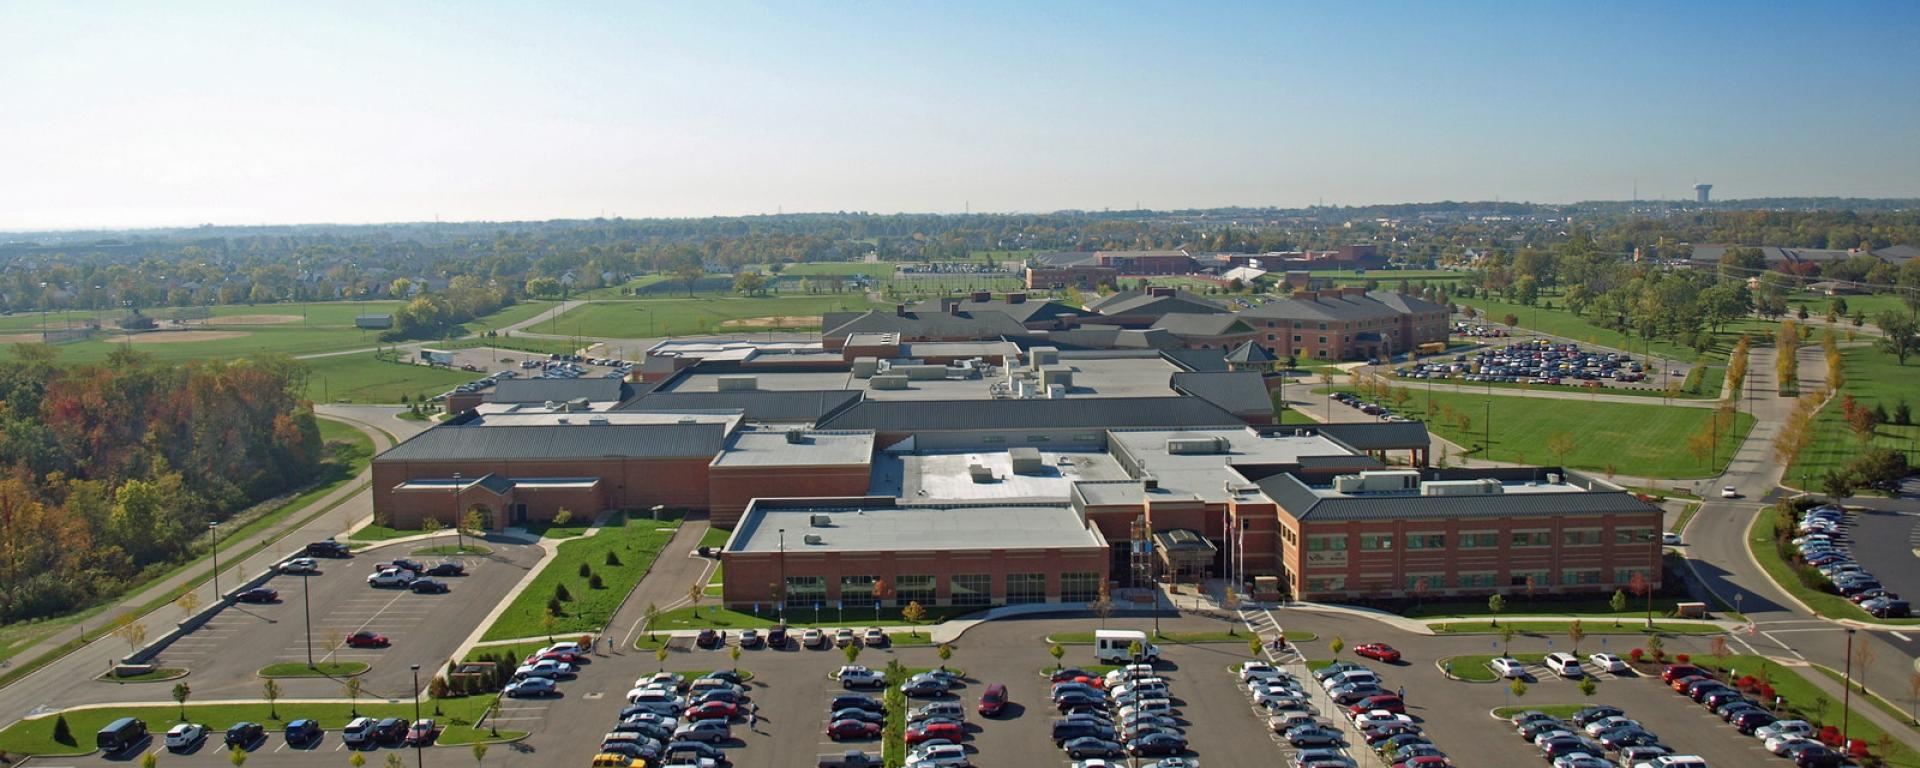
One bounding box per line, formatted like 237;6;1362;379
1109;427;1355;503
871;450;1130;501
729;503;1106;554
468;411;742;428
711;428;875;467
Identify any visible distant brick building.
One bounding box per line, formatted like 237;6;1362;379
1238;288;1447;361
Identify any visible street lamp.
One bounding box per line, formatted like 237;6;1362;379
1842;628;1856;746
209;521;222;600
452;472;463;552
410;664;425;768
777;528;787;623
302;569;314;668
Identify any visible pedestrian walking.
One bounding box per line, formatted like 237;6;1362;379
1397;685;1406;701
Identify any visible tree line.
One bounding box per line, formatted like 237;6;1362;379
0;345;324;623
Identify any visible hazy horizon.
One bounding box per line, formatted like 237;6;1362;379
4;1;1917;230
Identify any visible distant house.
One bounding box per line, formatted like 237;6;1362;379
356;314;394;330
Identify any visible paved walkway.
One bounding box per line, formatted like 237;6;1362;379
0;414;396;728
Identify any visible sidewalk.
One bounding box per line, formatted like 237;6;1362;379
1787;657;1920;752
0;418;393;726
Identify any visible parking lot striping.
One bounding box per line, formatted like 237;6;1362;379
1894;631;1913;642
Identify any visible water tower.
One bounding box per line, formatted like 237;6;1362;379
1694;184;1712;204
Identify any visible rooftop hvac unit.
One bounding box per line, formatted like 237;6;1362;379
851;357;880;379
1142;473;1159;490
588;416;610;425
809;514;832;527
785;428;808;444
717;375;757;391
1546;472;1562;484
1030;346;1060;368
1047;384;1066;399
1166;436;1230;455
1009;447;1043;474
969;463;994;483
870;374;909;390
1418;479;1506;496
803;534;824;545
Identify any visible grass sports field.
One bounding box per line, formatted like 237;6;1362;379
303;353;474;404
1332;386;1753;478
530;295;886;337
1785;343;1920;487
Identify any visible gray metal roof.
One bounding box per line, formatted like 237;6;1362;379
1161;347;1230;372
816;396;1244;432
1151;313;1253;337
908;297;1087;325
1170;371;1273;417
377;423;729;462
1224;340;1276;364
822;309;1031;340
1256;472;1658;521
490;378;630;404
1088;290;1228;317
618;390;862;423
1239;290;1440;323
1044;327;1181;350
1314;422;1432;451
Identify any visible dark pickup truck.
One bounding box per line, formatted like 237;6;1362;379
817;750;883;768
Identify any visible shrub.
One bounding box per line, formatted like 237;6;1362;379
52;714;73;745
546;597;563;616
1675;653;1690;664
1820;725;1843;746
554;584;572;602
589;573;604;589
578;563;592;579
1629;648;1644;663
605;552;622;567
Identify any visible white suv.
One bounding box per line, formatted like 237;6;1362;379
1544;652;1583;679
1488;657;1526;678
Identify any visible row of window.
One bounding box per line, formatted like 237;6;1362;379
1305;528;1656;552
779;572;1103;606
1302;568;1655;592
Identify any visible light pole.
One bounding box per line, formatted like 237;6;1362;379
302;569;314;668
452;472;463;551
1842;628;1855;746
1484;400;1492;460
777;529;787;623
410;664;424;768
208;521;222;600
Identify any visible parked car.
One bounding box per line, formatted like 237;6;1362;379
1062;737;1125;759
827;719;882;741
804;628;829;649
372;718;408;743
904;722;964;746
837;666;885;689
767;625;789;648
504;677;557;698
425;562;466;577
1587;653;1628;673
235;587;278;603
278;557;320;574
224;722;264;749
367;570;414;587
863;627;888;647
1489;657;1527;678
346;630;390;648
738;628;763;649
164;723;206;751
304;540;350;558
341;717;376;748
515;659;577;679
284;719;321;745
1544;652;1584;678
406;719;437;746
1353;643;1402;663
977;683;1008;716
696;629;724;649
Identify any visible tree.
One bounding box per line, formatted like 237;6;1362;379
732;271;767;297
472;742;488;768
1610;589;1628;627
1510;678;1528;701
1329;636;1345;658
230;746;248;768
172;681;191;721
262;679;281;720
1578;676;1597;699
1546;432;1576;466
901;600;927;638
1249;635;1264;658
644;602;661;641
420;515;443;543
52;714;73;746
687;581;703;611
111;614;148;657
176;591;201;617
1049;643;1065;671
1628;571;1651;628
541;609;558;642
345;675;363;716
1487;594;1507;627
1907;671;1920;724
142;750;157;768
843;642;861;665
1856;633;1878;696
729;644;741;671
352;752;368;768
461;508;487;550
1567;620;1585;655
385;755;404;768
655;645;668;672
673;261;706;296
937;643;953;669
1499;625;1517;656
1880;312;1920;365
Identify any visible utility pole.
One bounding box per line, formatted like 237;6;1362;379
1842;628;1856;745
777;529;787;624
411;664;425;768
303;569;314;668
209;522;222;600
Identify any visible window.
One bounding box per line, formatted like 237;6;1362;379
1306;535;1347;552
1359;534;1394;552
1292;335;1302;343
840;575;875;604
1509;530;1551;548
1060;572;1100;603
1404;573;1446;590
1006;573;1047;604
1267;334;1276;341
1405;532;1446;550
1026;435;1051;442
950;574;991;606
1459;532;1499;549
982;436;1006;444
1612;568;1642;585
784;576;825;607
896;575;935;606
1457;572;1497;589
1562;529;1602;547
1560;569;1602;586
1318;323;1327;330
1614;527;1654;545
1318;336;1328;344
1306;576;1346;592
1510;570;1549;588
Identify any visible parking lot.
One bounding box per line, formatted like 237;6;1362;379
152;538;543;700
1836;506;1920;599
1444;668;1779;766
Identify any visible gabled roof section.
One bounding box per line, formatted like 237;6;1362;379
378;423;730;462
1088;290;1228;317
1170;371;1273;418
1151;313;1253;337
815;396;1244;432
1368;290;1447;314
908;296;1088;325
1044;327;1181;350
618;390;863;423
1224;341;1275;364
1313;421;1432;452
1161;347;1230;372
490;377;630;404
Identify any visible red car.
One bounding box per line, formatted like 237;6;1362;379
1050;668;1092;683
684;700;737;721
404;719;437;746
826;719;880;740
346;631;390;648
904;722;963;745
1353;643;1401;663
1661;664;1711;683
526;650;582;665
1394;757;1452;768
1349;694;1405;715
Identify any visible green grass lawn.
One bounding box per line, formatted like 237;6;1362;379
303;353;475;404
1808;665;1920;739
1338;386;1754;478
1404;593;1691;620
94;667;186;683
1670;502;1701;534
348;523;410;542
0;416;370;677
1786;292;1914;323
1045;630;1251;645
521;516;595;539
457;300;561;335
0;696;518;755
414;544;492;556
1492;704;1592;720
1428;620;1727;636
479;513;680;641
1747;505;1920;625
1454;292;1774;362
1695;656;1920;766
258;661;368;678
1440;652;1547;682
652;604;972;631
530;295;887;337
1783;343;1920;488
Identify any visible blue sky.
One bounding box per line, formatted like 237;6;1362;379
1;1;1915;229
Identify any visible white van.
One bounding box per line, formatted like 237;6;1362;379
1093;630;1161;663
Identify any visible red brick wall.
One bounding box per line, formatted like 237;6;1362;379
721;545;1109;608
707;466;872;528
374;456;715;528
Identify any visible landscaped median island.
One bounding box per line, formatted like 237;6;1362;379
1439;652;1547;682
93;667;187;683
1428;620;1728;636
1491;704;1589;720
258;661;368;678
0;697;520;756
479;511;681;642
1045;629;1316;645
1691;655;1920;766
649;604;971;633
